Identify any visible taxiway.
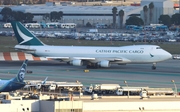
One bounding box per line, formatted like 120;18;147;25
0;59;179;90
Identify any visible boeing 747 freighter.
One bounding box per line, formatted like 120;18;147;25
11;21;172;69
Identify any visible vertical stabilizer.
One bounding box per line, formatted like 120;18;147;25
11;21;44;46
12;59;28;83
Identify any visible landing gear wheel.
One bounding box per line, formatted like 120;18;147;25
86;65;90;69
94;64;100;69
152;66;156;70
86;64;100;69
152;63;156;70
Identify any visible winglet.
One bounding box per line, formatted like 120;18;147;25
11;21;44;46
42;77;48;84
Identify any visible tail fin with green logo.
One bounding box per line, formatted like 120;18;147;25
11;21;44;46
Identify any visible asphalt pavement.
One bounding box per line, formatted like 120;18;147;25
0;59;179;91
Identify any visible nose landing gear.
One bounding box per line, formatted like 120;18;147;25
152;63;156;70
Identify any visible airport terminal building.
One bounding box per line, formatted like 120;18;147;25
0;95;180;112
140;0;174;25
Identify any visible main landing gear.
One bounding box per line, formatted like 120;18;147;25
152;63;156;70
86;63;100;69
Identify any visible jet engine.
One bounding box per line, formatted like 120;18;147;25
70;60;83;66
98;60;110;67
48;84;56;91
35;84;41;89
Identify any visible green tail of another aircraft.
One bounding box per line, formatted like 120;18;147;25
11;21;44;46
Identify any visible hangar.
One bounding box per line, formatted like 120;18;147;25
0;3;143;28
0;0;175;27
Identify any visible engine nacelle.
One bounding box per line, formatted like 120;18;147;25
48;84;56;91
35;84;41;89
70;60;83;66
98;60;110;67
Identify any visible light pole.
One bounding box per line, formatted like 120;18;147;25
179;0;180;14
171;80;177;97
124;80;129;98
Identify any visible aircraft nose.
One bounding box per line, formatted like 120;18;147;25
166;52;172;59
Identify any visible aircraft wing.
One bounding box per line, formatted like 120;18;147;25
46;57;95;60
76;57;132;63
46;57;70;60
100;57;123;61
46;56;131;63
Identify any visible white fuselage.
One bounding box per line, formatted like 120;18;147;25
15;45;172;64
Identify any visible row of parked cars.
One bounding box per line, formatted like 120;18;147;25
1;29;180;43
172;55;180;60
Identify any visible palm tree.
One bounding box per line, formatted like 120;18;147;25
43;13;50;22
149;2;154;24
58;11;63;22
25;12;34;23
112;7;117;28
1;7;12;22
118;9;124;29
50;11;58;22
143;5;148;25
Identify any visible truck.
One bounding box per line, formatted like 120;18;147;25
140;88;174;98
116;86;149;96
142;88;174;96
116;87;174;96
84;84;120;94
55;81;83;91
84;84;174;96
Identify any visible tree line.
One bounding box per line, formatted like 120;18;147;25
0;7;63;23
42;11;63;22
1;7;34;22
1;0;46;5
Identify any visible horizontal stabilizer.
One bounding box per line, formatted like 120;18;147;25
15;48;36;51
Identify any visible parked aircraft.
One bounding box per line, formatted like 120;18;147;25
24;77;48;90
0;59;28;92
11;21;172;69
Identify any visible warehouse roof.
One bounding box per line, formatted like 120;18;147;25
0;4;142;14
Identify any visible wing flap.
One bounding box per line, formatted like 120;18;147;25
95;57;131;63
94;57;123;61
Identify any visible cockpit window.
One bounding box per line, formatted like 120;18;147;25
156;47;161;49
